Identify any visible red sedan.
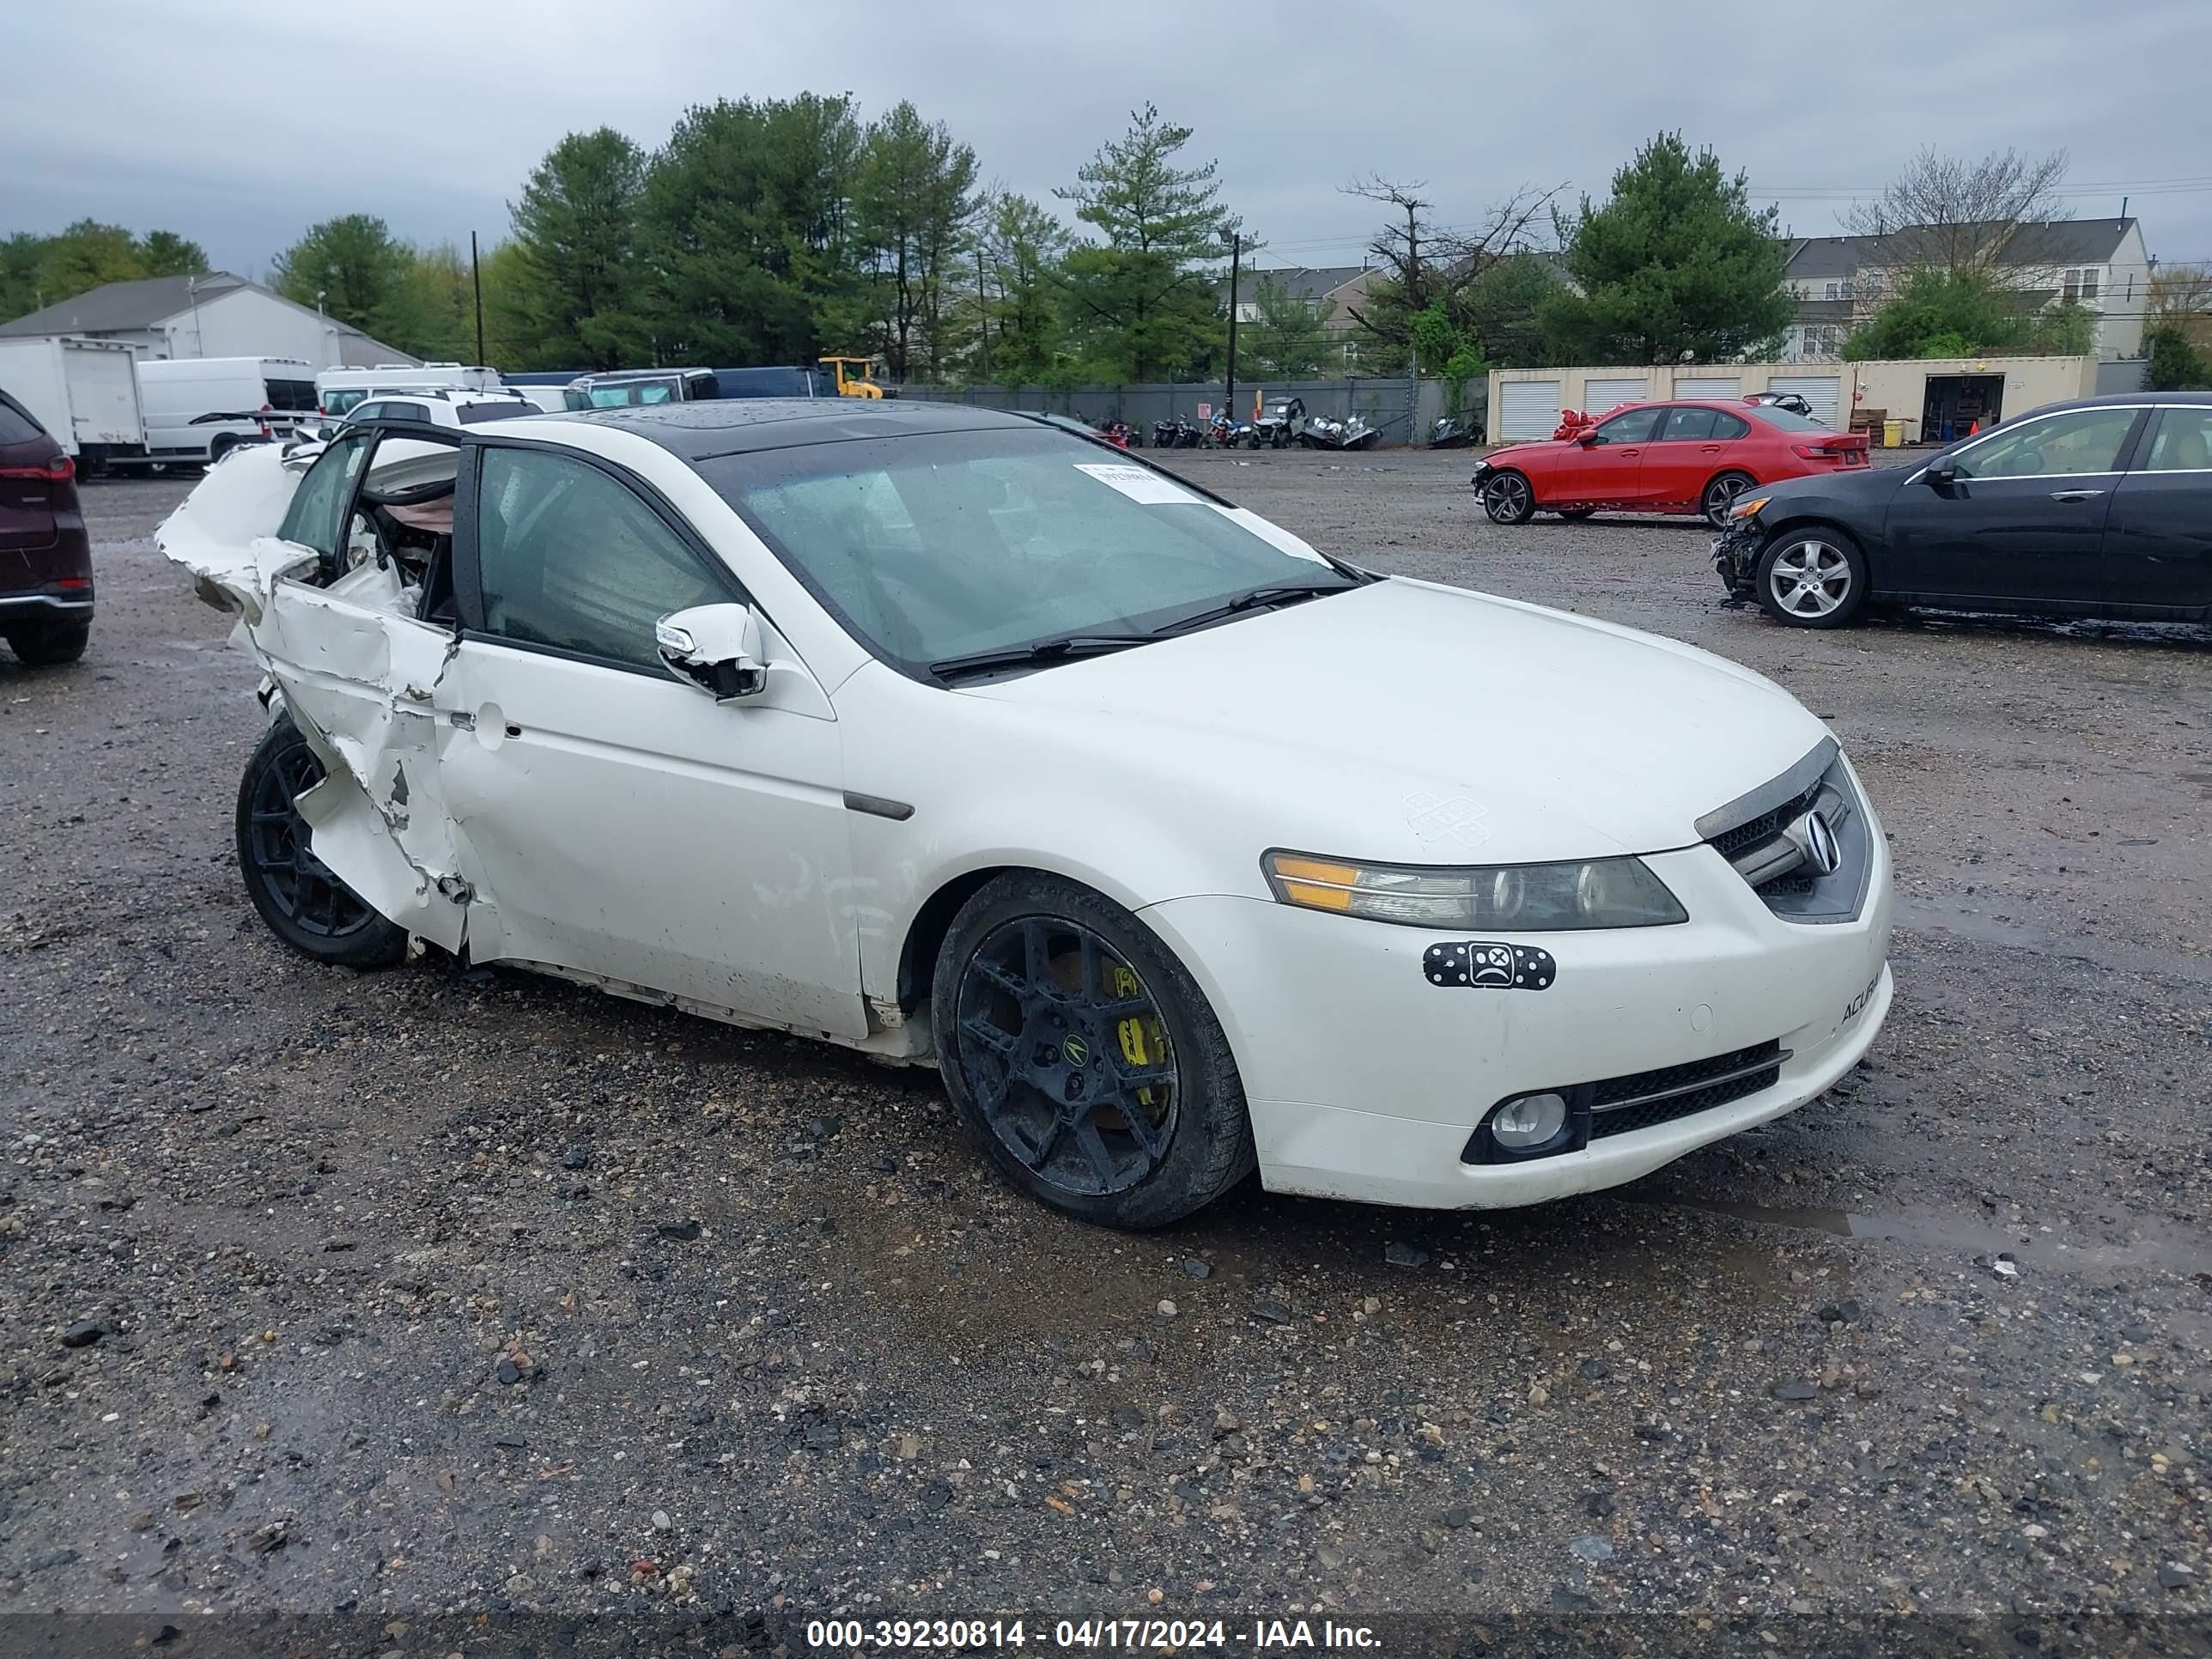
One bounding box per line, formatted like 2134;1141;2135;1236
1472;398;1870;529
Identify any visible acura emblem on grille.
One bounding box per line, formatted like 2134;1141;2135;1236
1784;809;1841;877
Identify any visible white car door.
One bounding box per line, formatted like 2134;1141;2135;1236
436;439;866;1039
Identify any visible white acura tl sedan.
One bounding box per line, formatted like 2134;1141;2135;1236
161;401;1893;1229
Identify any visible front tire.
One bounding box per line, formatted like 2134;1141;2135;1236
932;872;1255;1229
234;717;407;968
4;619;89;665
1755;527;1869;629
1703;470;1757;529
1481;469;1536;525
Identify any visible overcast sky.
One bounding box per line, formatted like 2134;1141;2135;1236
8;0;2208;281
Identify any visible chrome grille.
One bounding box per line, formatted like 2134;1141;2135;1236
1700;742;1873;925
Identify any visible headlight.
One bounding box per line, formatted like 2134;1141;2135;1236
1728;495;1770;520
1263;851;1686;930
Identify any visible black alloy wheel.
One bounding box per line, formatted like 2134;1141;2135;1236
234;718;407;967
932;873;1254;1227
954;915;1178;1198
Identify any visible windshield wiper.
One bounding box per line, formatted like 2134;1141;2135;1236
929;632;1155;682
1150;575;1360;637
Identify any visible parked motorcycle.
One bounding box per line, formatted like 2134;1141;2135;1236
1151;418;1179;449
1170;416;1203;449
1430;413;1486;449
1254;396;1306;450
1099;418;1133;449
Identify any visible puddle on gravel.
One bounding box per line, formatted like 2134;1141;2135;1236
1898;896;2212;985
1650;1194;2212;1278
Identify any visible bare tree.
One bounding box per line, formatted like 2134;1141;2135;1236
1340;175;1563;349
1844;147;2070;278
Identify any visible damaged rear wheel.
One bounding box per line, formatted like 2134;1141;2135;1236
234;717;406;969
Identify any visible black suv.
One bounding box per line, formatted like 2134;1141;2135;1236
0;388;93;665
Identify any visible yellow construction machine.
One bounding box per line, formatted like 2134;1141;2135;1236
819;356;890;398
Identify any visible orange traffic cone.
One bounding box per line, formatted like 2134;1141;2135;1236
1968;418;1980;435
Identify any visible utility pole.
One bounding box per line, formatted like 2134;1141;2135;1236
1405;211;1419;443
471;231;486;366
975;244;991;382
1222;230;1242;423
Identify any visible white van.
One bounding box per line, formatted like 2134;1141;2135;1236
315;362;498;416
137;357;319;465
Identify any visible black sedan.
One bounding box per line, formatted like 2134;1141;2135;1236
1713;393;2212;628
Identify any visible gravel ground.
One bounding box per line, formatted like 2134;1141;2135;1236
3;457;2209;1643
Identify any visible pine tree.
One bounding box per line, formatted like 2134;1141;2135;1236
1054;103;1236;381
1542;133;1794;365
508;128;650;369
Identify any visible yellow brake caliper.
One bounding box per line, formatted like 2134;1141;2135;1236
1111;963;1168;1118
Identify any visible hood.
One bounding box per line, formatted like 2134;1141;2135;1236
1476;440;1566;468
1753;461;1908;513
956;578;1831;863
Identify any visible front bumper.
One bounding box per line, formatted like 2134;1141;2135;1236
1711;514;1764;599
1140;824;1892;1211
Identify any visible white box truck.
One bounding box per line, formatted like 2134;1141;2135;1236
0;337;147;471
137;356;319;466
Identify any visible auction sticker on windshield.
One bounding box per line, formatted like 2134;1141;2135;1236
1074;462;1200;505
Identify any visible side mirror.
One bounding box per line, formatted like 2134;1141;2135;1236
1923;457;1960;485
1576;432;1601;447
655;602;767;701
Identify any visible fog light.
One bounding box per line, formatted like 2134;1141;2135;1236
1491;1091;1568;1150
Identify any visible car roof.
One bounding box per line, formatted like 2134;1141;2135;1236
570;368;709;384
363;387;522;402
556;398;1047;458
2043;391;2212;407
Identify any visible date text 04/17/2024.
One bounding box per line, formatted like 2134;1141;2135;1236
803;1619;1382;1650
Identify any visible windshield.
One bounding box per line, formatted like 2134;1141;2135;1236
697;428;1349;674
457;399;533;425
586;380;680;408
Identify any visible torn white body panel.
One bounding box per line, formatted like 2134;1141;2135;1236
161;444;475;951
158;438;866;1036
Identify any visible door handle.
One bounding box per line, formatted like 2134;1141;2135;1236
1620;448;1641;458
2048;488;2106;502
1701;445;1722;453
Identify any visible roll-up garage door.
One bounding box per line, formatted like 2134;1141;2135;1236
1582;376;1650;415
1768;374;1843;430
1499;380;1561;440
1674;376;1741;403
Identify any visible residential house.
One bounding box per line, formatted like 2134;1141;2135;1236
1778;218;2151;362
0;271;419;369
1234;264;1378;368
